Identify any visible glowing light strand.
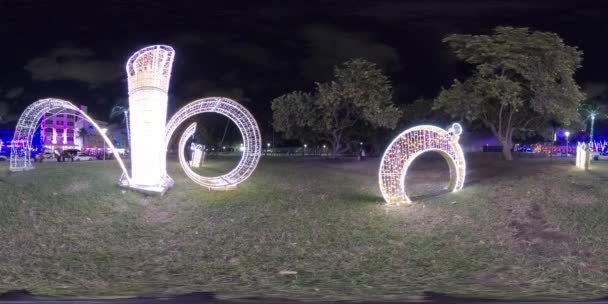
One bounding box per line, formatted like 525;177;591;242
124;45;175;192
576;142;590;170
163;97;262;190
378;123;466;205
9;98;131;184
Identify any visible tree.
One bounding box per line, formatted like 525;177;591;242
272;59;401;158
109;104;130;149
434;27;585;160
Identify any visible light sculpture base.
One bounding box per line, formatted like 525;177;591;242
379;123;466;205
10;98;131;181
119;173;173;195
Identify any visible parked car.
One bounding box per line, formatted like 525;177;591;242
592;151;608;161
41;152;55;162
0;154;7;161
73;153;94;161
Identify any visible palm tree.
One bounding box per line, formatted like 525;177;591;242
110;105;130;150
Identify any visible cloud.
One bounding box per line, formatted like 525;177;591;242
5;87;24;99
300;25;401;81
183;79;250;103
24;47;121;87
177;33;276;69
583;82;608;100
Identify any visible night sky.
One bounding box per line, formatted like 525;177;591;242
1;0;608;134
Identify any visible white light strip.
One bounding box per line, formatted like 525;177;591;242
9;98;131;184
378;123;466;205
163;97;261;190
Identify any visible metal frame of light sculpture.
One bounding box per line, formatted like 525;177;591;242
162;97;262;190
9;98;131;183
379;123;466;205
124;45;175;193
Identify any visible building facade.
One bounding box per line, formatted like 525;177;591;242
40;105;87;152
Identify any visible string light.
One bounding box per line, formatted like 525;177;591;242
11;45;261;194
162;97;262;190
189;142;204;168
9;98;131;184
378;123;466;205
125;45;175;191
576;142;590;170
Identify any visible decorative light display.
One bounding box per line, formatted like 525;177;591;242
189;142;204;168
11;45;261;194
9;98;130;181
576;143;590;170
161;97;262;190
379;123;466;205
124;45;175;192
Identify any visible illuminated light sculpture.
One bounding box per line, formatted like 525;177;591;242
189;142;204;168
9;98;130;181
379;123;466;205
11;45;261;194
576;142;590;170
162;97;262;190
123;45;175;193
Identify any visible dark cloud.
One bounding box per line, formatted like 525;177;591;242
353;1;573;20
183;79;250;103
300;25;401;81
177;33;276;69
4;87;24;99
24;47;121;87
583;82;608;100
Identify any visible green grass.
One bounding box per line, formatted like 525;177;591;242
1;154;608;300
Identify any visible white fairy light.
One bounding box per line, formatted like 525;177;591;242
125;45;175;192
576;142;590;170
189;142;204;168
378;123;466;205
162;97;261;190
11;45;261;194
10;98;131;183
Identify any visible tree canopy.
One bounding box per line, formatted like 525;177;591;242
271;58;401;158
434;27;585;160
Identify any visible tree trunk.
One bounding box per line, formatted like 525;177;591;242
501;142;513;161
330;132;341;159
331;141;339;159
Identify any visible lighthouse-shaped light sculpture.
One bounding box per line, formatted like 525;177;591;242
125;45;175;193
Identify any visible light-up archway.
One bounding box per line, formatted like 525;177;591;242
379;123;465;205
162;97;261;190
10;98;131;184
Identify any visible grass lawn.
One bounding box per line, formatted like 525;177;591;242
1;153;608;300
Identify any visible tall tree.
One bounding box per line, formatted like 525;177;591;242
272;59;401;158
109;104;130;149
434;27;585;160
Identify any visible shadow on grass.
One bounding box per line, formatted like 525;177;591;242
410;189;450;201
339;192;384;204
